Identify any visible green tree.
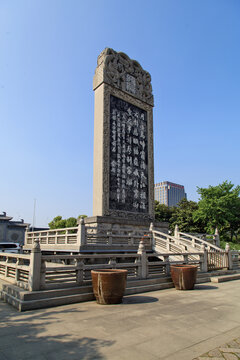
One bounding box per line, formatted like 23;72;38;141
65;217;77;228
48;216;66;229
193;181;240;239
154;201;174;222
77;215;87;220
48;215;88;229
170;198;205;233
228;198;240;242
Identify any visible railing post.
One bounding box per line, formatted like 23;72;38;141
192;238;196;248
107;230;113;245
77;217;86;246
163;255;170;276
5;256;9;278
28;239;42;291
214;227;220;247
138;239;147;278
75;259;84;285
40;259;46;289
15;258;20;282
136;256;142;278
128;232;134;245
149;222;155;248
166;237;170;251
225;243;233;270
24;227;28;247
183;254;188;264
174;225;180;240
200;244;208;272
108;257;117;269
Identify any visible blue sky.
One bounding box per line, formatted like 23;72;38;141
1;0;240;227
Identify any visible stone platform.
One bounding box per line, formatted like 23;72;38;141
1;280;240;359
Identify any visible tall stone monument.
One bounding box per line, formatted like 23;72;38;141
93;48;154;219
85;48;167;242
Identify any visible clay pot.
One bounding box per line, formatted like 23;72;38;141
170;264;198;290
91;269;128;305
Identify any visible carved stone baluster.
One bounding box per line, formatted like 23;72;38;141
75;259;84;285
108;257;116;269
107;231;112;246
28;239;42;291
40;259;46;290
15;258;20;282
183;254;188;264
138;239;147;278
5;256;9;278
163;255;170;276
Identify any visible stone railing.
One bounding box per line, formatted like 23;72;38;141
186;229;220;247
0;252;31;290
150;226;201;262
4;239;206;291
1;240;238;292
174;227;223;253
24;218;151;252
36;241;207;290
24;224;81;252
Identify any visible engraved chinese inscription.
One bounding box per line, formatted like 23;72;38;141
126;74;136;95
109;95;148;213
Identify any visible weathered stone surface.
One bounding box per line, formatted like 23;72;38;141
93;48;154;106
92;48;155;223
223;353;239;360
207;347;223;357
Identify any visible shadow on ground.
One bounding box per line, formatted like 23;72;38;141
194;284;219;290
0;303;114;359
123;295;159;304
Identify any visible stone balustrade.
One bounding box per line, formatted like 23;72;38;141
24;219;151;252
1;239;238;292
0;239;206;291
0;252;30;289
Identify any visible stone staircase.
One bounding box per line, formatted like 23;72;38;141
1;269;240;312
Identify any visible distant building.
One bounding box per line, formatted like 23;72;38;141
154;181;187;207
0;212;29;245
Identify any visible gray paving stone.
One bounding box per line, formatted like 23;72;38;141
223;353;239;360
208;348;224;357
1;280;240;360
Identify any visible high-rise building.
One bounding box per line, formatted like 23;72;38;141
154;181;187;207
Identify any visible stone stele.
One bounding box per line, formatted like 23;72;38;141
92;47;155;223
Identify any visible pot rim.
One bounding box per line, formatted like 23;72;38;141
91;269;128;274
170;264;198;269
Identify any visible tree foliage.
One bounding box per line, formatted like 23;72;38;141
170;198;205;233
154;199;204;233
48;215;87;229
154;181;240;240
154;201;174;223
194;181;240;240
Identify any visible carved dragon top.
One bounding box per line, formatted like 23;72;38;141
93;48;154;106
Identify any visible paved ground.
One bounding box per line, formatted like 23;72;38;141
1;280;240;360
194;337;240;359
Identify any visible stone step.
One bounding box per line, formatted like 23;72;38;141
127;277;172;287
1;277;174;311
196;277;210;284
126;282;174;295
1;289;95;312
2;277;171;301
2;270;233;312
211;273;240;283
18;285;94;302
